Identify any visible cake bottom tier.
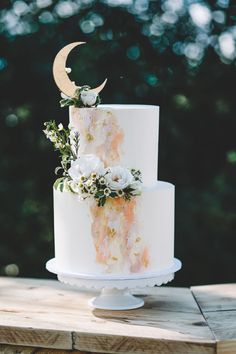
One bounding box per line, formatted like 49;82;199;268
53;181;175;276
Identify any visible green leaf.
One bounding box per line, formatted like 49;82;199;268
98;196;106;207
60;98;74;107
124;187;134;193
95;190;105;198
110;192;117;198
54;177;66;190
124;193;131;201
66;183;76;194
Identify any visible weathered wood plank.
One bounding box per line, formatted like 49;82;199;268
0;277;226;354
0;326;71;350
0;344;36;353
0;344;86;353
217;340;236;354
191;284;236;312
73;287;215;353
204;311;236;341
191;284;236;341
191;284;236;354
75;333;215;354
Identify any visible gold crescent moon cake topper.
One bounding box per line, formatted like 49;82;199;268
53;42;107;97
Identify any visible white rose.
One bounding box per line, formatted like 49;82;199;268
105;166;134;191
80;90;98;106
68;154;104;181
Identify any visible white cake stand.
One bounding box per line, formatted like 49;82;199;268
46;258;181;310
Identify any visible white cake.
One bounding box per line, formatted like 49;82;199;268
53;104;175;275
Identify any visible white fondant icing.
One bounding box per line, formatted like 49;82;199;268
53;181;174;276
69;104;159;186
52;104;175;277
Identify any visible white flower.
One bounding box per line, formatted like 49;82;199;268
44;130;57;143
91;172;98;180
99;177;106;185
104;187;111;196
80;90;98;106
58;123;63;131
86;179;94;188
68;154;104;182
55;142;64;149
117;189;124;197
90;185;97;194
65;67;72;73
105;166;134;191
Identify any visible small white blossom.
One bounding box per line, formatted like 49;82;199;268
91;172;98;180
58;123;63;131
46;131;57;143
117;189;124;197
55;142;64;149
80;90;98;106
86;179;94;188
90;185;97;194
65;67;72;73
104;187;111;196
99;177;106;185
79;182;84;189
79;175;86;182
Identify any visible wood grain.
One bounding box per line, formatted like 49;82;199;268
0;344;85;353
73;287;215;353
216;341;236;354
75;333;215;354
0;277;235;353
0;326;71;350
191;284;236;312
192;284;236;354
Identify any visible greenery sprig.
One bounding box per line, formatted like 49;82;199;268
43;120;79;175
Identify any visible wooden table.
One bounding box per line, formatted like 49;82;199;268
0;277;235;354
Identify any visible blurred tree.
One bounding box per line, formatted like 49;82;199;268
0;0;236;285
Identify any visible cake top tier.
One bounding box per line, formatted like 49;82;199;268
69;105;159;186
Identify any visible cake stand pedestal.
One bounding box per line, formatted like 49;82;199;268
46;258;182;310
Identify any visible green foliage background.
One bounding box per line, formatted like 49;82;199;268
0;0;236;285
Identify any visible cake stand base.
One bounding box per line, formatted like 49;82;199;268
89;288;144;310
46;258;182;310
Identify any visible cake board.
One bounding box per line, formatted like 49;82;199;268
46;258;182;310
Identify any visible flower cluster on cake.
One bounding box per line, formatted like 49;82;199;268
44;120;142;207
45;42;175;276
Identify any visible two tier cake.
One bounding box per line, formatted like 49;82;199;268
45;42;175;278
